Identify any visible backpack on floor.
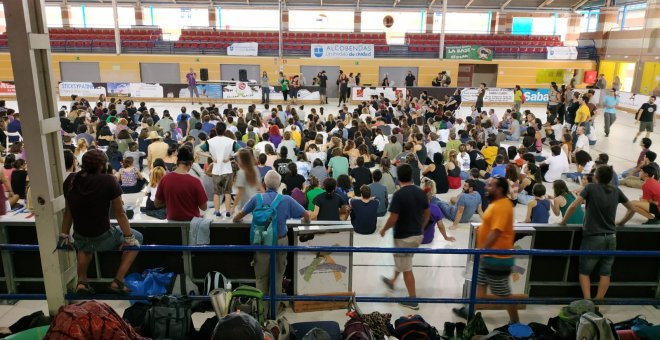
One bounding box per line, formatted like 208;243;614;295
250;194;283;246
463;312;490;340
576;312;618;340
228;285;266;325
143;295;195;340
559;300;599;327
169;273;201;311
343;315;375;340
387;314;441;340
203;271;231;295
122;303;151;334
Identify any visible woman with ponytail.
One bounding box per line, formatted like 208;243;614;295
310;177;348;221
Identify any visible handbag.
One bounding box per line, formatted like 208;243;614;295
125;267;175;304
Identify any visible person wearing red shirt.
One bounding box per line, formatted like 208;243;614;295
620;164;660;225
155;145;208;221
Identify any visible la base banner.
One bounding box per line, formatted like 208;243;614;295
311;44;374;59
445;45;493;61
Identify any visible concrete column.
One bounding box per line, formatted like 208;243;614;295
61;4;71;27
596;7;619;33
494;12;505;33
564;12;583;44
503;13;514;34
354;10;362;32
425;10;434;33
281;8;289;31
135;5;143;26
208;7;217;28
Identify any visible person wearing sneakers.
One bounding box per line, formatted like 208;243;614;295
633;96;656;143
453;176;519;324
618;165;660;225
208;122;236;219
380;163;430;310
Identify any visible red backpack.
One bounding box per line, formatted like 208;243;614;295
44;301;147;340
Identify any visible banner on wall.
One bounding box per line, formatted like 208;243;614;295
617;92;651;111
130;83;164;98
222;82;322;101
522;88;550;103
351;86;406;101
546;46;578;60
196;84;223;98
227;42;259;56
59;82;107;97
311;44;374;59
461;88;513;103
0;81;16;95
107;82;131;96
445;45;493;61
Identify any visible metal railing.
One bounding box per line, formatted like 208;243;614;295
0;243;658;319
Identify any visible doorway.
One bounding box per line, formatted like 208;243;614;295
378;67;419;87
457;64;498;87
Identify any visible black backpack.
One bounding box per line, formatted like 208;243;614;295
143;295;196;340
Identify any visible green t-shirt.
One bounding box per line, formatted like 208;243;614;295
281;79;290;91
328;156;349;179
306;187;325;211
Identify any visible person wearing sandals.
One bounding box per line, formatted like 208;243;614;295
59;149;142;295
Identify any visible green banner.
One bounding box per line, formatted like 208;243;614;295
445;45;493;61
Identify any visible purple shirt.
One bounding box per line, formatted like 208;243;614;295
422;204;445;244
186;72;197;87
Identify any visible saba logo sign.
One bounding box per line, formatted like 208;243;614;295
313;46;324;58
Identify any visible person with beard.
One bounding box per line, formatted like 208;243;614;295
437;179;484;230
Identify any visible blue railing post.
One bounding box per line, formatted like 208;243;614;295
269;246;277;319
467;254;481;319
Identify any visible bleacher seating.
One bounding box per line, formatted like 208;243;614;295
45;27;162;49
405;33;562;54
174;29;389;52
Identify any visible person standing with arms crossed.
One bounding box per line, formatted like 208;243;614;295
453;177;519;324
560;166;634;300
318;70;328;105
186;68;202;105
380;163;430;310
633;96;657;143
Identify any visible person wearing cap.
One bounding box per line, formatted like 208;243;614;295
233;170;311;311
59;149;143;295
147;131;168;169
154;145;208;221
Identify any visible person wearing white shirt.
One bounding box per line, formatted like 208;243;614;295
426;132;443;161
255;139;274;155
207;122;236;218
543;145;570;182
458;145;471;179
373;129;388;153
368;105;377;116
574;126;590;154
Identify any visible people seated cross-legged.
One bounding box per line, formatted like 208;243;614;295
619;165;660;225
621;151;659;189
437;179;484;230
349;185;379;235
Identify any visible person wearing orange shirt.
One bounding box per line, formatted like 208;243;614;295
453;177;519;324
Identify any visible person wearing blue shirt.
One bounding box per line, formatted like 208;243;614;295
6;113;21;142
490;155;507;178
437;179;484;230
603;89;620;137
233;170;311;304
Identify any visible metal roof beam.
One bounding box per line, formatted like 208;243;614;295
500;0;512;11
538;0;554;9
465;0;474;8
572;0;589;10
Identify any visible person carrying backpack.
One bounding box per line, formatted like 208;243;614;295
233;170;311;314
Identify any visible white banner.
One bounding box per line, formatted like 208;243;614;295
222;83;321;101
461;88;514;103
227;42;258;56
617;92;651;111
546;46;578;60
311;44;374;59
59;82;106;97
129;83;164;98
351;86;406;101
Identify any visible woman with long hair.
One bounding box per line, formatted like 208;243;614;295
117;156;146;194
378;157;397;195
296;152;311;180
446;150;462;189
264;144;278;168
550;179;584;224
420;177;456;245
505;163;520;204
423;152;449;194
304;176;324;211
233;148;262;212
278;131;297;161
74;139;89;165
162;144;178;172
283;162;305;196
268;125;282;148
142;166;167;219
343;140;360;169
517;163;543;205
561;133;573;164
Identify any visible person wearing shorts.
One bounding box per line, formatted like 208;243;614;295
453;177;519;323
379;164;429;310
208;122;236;219
59;149;142;295
619;164;660;225
633;96;656;143
561;166;634;300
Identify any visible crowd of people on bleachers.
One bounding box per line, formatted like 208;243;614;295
0;78;657;322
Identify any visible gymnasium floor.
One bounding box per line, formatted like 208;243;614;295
0;99;658;332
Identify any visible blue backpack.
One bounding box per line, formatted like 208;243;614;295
250;194;283;246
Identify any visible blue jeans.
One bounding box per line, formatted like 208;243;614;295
437;200;457;221
460;171;469;180
517;191;535;205
565;172;583;181
621;166;638;178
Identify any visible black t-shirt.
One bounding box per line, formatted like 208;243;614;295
472;179;489;210
283;174;305;195
313;192;346;221
580;183;628;235
638;103;657;122
63;172;123;237
405;75;415;86
319;75;328;88
388;185;429;239
469;150;487;171
350;167;372;193
10;169;28;199
273;159;292;177
350;198;379;235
